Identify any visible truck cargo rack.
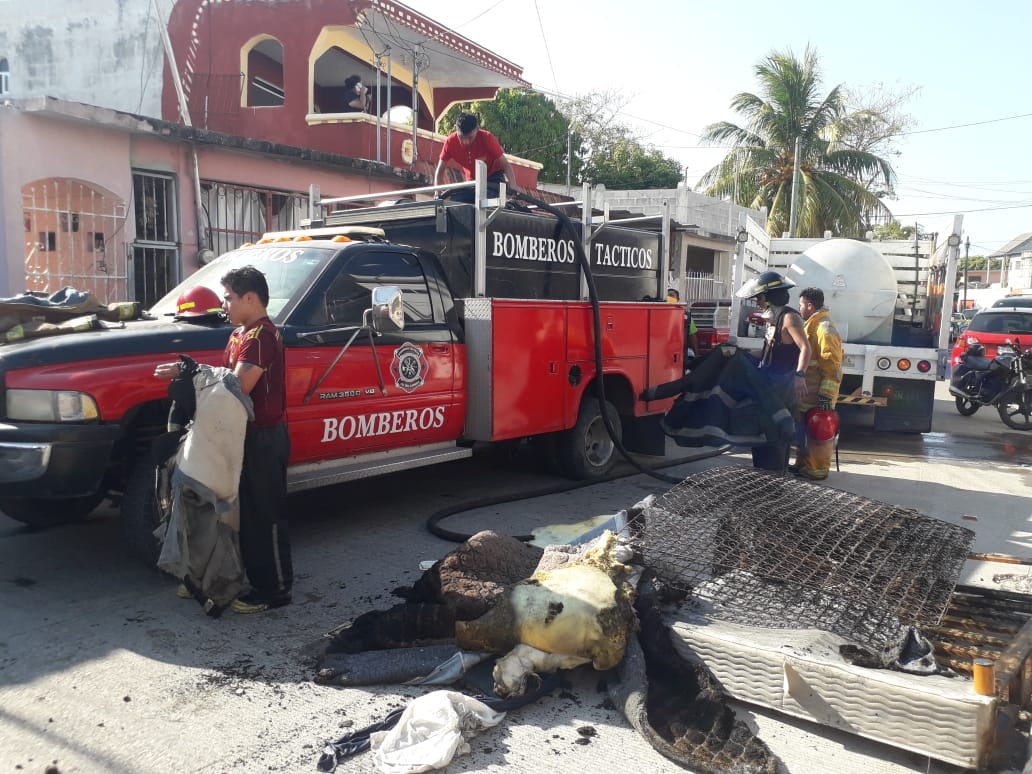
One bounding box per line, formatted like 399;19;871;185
301;161;672;300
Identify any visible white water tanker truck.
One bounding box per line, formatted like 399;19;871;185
729;220;962;432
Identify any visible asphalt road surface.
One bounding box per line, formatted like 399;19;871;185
1;380;1030;774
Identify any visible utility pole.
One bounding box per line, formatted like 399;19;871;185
912;223;920;317
566;129;572;189
962;236;970;310
788;137;801;237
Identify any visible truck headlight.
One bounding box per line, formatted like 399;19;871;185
6;389;100;421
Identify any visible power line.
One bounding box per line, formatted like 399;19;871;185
532;1;560;94
898;186;1032;204
893;202;1032;217
898;172;1032;186
899;111;1032;137
450;0;508;29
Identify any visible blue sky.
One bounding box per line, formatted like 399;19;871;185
405;0;1028;255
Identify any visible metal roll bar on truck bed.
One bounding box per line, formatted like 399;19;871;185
303;161;672;301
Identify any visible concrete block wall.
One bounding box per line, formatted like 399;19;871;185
0;0;165;117
539;183;765;242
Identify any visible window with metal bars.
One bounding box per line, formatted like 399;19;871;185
132;170;179;308
200;181;304;256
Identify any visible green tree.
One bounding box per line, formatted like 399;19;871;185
561;89;684;189
873;220;915;240
836;82;918;197
959;254;987;271
587;136;684;189
438;89;581;184
438;87;684;190
699;47;896;238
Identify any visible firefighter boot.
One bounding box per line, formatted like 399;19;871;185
798;438;833;480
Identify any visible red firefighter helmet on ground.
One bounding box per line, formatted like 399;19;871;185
175;286;224;319
805;407;840;442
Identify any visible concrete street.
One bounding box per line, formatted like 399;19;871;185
1;380;1030;774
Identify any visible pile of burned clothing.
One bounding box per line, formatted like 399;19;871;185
641;345;794;449
315;529;780;774
0;287;141;342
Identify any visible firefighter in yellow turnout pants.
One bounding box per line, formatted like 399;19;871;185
792;287;843;480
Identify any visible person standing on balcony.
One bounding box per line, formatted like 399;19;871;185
342;75;370;113
434;112;522;202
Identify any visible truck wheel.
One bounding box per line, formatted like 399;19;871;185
0;494;104;528
998;389;1032;431
121;459;164;567
558;399;621;480
954;396;980;416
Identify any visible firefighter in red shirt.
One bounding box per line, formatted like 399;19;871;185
434;112;521;203
155;266;292;613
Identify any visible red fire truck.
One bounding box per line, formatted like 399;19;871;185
0;169;683;559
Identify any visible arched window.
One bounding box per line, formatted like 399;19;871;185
0;58;9;96
243;38;284;107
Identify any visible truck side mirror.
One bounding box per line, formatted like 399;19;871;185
369;286;405;333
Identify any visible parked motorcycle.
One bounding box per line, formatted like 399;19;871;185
950;339;1032;430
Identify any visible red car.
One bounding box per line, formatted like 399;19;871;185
951;307;1032;366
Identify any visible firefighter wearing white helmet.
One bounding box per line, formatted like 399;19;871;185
736;271;811;473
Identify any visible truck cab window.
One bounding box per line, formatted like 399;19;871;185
306;251;433;327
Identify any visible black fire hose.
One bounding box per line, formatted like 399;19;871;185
511;190;712;487
425;446;723;543
425;193;726;544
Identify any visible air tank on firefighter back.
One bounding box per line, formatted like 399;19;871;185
784;239;898;344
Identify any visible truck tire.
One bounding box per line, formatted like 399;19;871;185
121;459;164;567
0;494;104;528
954;396;980;416
558;398;621;480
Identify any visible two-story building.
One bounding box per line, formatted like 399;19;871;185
0;0;540;304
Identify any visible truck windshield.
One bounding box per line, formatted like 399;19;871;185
149;244;335;324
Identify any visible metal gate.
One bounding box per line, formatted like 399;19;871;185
22;179;129;303
132;171;180;309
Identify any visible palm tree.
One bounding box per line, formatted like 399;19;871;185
698;47;895;238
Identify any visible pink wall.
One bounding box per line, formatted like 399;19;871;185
0;108;135;297
0;102;424;299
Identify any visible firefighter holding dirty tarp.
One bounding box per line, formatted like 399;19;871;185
792;287;843;481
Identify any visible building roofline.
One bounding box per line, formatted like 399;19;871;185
989;232;1032;258
362;0;529;88
10;95;422;183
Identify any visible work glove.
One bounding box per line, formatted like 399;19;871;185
639;387;657;402
817;394;833;411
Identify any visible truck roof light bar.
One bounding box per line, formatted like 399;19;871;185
259;226;386;241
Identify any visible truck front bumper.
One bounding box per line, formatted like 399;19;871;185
0;422;121;497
